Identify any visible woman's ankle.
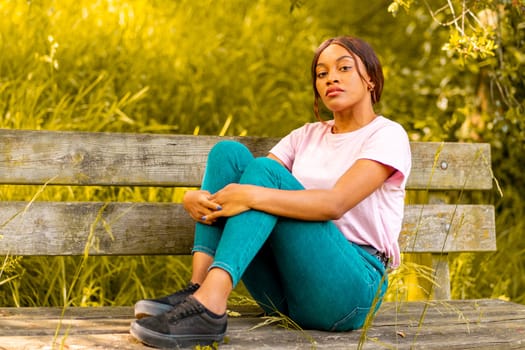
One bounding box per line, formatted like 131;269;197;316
192;268;232;315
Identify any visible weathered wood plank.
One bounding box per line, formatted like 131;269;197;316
0;129;492;190
0;129;272;187
0;202;495;255
399;204;496;253
0;299;523;349
408;141;492;190
0;201;194;256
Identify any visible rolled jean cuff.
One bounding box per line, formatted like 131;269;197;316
191;245;216;257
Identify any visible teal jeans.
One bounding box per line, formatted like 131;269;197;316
192;141;387;331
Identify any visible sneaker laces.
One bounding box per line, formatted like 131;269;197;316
167;297;205;322
164;282;200;304
175;282;200;297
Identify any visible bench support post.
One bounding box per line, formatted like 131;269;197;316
431;254;451;300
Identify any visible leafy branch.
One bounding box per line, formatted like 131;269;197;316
388;0;498;63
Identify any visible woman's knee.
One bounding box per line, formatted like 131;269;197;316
247;157;279;171
240;157;304;191
209;140;248;156
207;140;253;166
241;157;283;179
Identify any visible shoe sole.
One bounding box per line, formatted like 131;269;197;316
134;300;175;319
130;320;225;348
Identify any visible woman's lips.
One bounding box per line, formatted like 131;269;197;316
326;87;344;97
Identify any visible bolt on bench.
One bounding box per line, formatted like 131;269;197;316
0;129;524;349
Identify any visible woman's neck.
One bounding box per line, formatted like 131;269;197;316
331;111;377;134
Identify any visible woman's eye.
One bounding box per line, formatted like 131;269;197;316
340;65;353;72
317;71;327;78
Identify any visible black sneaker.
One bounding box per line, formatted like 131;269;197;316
130;295;227;349
134;282;200;319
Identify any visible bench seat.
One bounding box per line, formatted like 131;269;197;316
1;299;524;349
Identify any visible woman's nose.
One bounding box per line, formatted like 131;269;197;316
327;71;340;84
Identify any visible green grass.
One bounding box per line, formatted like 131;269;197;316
1;0;317;136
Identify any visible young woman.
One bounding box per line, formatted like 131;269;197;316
130;35;411;349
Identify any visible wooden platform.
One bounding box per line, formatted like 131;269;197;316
1;299;524;349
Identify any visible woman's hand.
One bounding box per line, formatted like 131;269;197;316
183;190;222;225
204;184;253;222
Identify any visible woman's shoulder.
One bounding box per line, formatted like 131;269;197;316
373;115;405;129
369;116;409;138
286;120;332;138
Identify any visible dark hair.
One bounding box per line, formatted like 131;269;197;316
311;36;384;120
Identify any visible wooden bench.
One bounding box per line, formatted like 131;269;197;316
0;128;524;349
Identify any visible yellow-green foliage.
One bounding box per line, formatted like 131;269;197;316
0;0;318;136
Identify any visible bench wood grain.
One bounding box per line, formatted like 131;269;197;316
0;129;492;189
0;299;524;349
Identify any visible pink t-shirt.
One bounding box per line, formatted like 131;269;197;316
269;116;411;267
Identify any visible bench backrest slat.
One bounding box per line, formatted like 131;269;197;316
0;201;495;256
0;129;492;190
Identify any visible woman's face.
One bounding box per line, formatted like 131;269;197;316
314;44;372;113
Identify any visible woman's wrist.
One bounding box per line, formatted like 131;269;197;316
245;185;263;210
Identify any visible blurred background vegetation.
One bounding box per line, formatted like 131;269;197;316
0;0;523;307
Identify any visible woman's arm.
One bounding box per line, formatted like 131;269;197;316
204;157;394;222
182;154;285;225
